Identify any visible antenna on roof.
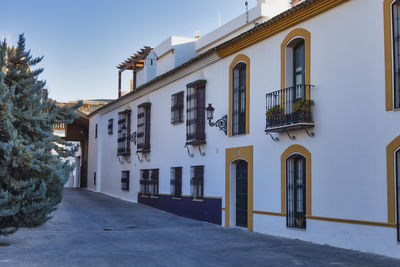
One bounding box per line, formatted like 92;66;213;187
245;1;249;24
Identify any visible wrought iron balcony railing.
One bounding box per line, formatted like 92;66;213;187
265;84;314;132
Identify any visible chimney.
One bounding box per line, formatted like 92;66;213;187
258;0;291;18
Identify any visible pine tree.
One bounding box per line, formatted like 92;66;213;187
0;34;81;235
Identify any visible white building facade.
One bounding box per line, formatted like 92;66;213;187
87;0;400;258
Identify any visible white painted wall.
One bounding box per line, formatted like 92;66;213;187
88;0;400;258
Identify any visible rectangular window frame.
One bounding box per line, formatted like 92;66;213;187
140;169;159;197
190;165;204;200
171;91;184;124
121;171;129;191
186;80;206;144
137;103;151;153
108;119;113;135
95;124;98;139
170;167;182;198
117;110;131;155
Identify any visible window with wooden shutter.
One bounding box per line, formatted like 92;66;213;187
171;91;184;124
137;103;151;152
117;110;131;155
190;166;204;199
170;167;182;198
186;80;206;144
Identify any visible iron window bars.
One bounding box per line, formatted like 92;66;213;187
265;84;314;130
95;124;98;139
108;119;113;135
117;110;131;155
170;167;182;198
190;166;204;199
121;171;129;191
140;169;159;197
186;80;206;145
137;102;151;153
171;91;184;124
232;62;246;135
286;154;306;229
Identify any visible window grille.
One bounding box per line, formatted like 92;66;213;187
190;166;204;199
93;172;96;186
286;154;306;229
170;167;182;198
117;110;131;155
140;169;158;196
232;62;246;135
393;1;400;108
171;91;184;124
140;170;150;195
108;119;113;135
95;124;98;139
137;103;151;152
121;171;129;191
186;80;206;143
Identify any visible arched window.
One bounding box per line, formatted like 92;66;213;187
232;62;246;135
229;54;250;137
286;154;306;229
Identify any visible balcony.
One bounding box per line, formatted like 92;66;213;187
265;84;314;137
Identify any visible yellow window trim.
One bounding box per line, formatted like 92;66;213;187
384;0;395;111
225;145;254;231
228;54;250;137
386;135;400;224
281;28;311;91
281;144;312;216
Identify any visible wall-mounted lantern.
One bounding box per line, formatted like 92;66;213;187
205;103;227;135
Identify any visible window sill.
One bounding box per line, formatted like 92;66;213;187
139;194;149;198
117;152;131;156
171;121;184;126
186;140;206;146
136;149;150;154
150;196;159;199
230;133;247;138
172;197;182;200
286;226;306;231
192;198;204;202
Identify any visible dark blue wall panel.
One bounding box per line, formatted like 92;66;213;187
138;194;222;225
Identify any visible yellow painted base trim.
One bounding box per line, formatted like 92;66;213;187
253;210;285;217
253;210;397;228
308;216;397;228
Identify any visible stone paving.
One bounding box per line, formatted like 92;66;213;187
1;188;400;267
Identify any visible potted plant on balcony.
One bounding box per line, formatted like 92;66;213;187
293;99;314;122
266;104;282;127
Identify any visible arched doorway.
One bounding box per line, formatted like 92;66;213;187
225;145;253;231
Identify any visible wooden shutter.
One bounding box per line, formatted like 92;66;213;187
186;80;206;142
196;83;206;141
144;105;151;150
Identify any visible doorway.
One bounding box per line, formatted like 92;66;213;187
236;160;248;228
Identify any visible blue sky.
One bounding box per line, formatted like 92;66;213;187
2;0;260;102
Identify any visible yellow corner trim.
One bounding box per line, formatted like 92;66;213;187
384;0;394;111
225;146;254;231
281;144;312;216
228;54;250;137
386;135;400;224
216;0;349;58
281;28;311;91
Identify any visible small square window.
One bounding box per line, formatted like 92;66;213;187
171;91;184;124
